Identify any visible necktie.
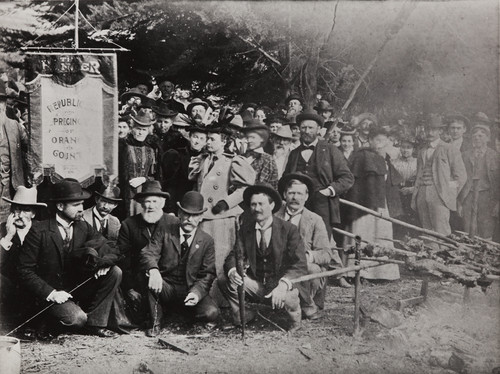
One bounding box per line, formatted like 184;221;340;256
207;155;218;174
181;234;191;257
61;225;72;251
259;228;267;254
301;144;315;151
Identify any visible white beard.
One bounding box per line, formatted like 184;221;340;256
141;210;163;224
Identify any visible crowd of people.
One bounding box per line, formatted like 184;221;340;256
0;76;499;339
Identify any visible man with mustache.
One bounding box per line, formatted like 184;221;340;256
83;186;122;243
187;98;210;126
272;125;294;179
17;179;122;338
117;181;177;324
1;186;46;323
284;109;354;239
352;113;377;149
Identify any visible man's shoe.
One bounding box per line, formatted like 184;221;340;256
288;321;302;333
83;326;117;338
339;277;352;288
145;325;161;338
304;310;322;321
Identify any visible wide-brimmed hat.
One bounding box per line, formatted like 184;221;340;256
353;112;378;127
153;102;178;118
243;120;269;133
205;123;232;136
186;98;209;114
131;109;155;127
296;109;324;127
426;114;446;129
187;124;210;134
471;124;491;137
2;186;47;207
49;179;91;202
177;191;207;215
243;183;282;213
314;100;334;112
228;115;244;130
273;125;293;140
120;87;148;103
278;173;314;200
95;185;122;203
285;94;304;105
444;113;470;128
133;180;170;200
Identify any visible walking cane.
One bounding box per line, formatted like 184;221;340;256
5;276;94;337
234;218;246;342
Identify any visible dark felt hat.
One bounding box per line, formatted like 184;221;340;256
426;114;446;129
186;98;209;114
120;87;148;103
313;100;334;112
133;180;170;200
50;178;91;201
285;94;304;105
296;109;324;127
153;102;178;117
243;120;269;133
187;125;210;134
278;173;314;199
131;109;155;127
177;191;207;215
243;183;282;213
95;185;122;203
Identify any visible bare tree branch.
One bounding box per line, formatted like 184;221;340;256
236;34;281;66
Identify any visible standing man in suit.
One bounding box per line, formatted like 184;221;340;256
17;179;122;337
458;124;499;240
83;186;122;243
140;191;219;337
284;109;354;238
412;115;467;236
117;181;177;322
220;184;307;332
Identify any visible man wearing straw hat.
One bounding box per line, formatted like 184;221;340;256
140;191;219;337
17;179;122;338
83;185;122;243
1;186;46;321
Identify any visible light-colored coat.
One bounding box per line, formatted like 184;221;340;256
411;140;467;212
83;207;121;242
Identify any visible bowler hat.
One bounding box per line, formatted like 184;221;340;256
131;109;155;127
153;102;178;117
278;173;314;200
120;87;148;103
177;191;207;215
2;186;47;207
50;179;91;202
296;109;325;127
313;100;334;112
186;98;209;114
273;125;293;140
95;185;122;203
133;180;170;200
426;115;446;129
285;94;303;105
243;183;282;213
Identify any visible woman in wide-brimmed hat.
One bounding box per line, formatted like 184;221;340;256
119;109;160;217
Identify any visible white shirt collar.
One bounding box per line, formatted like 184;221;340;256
92;207;108;222
286;207;304;217
253;147;264;154
180;227;196;245
301;138;319;148
255;216;273;231
56;214;73;228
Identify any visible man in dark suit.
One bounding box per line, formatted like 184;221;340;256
220;184;307;332
141;191;219;337
284;109;354;238
117;181;177;320
17;179;122;337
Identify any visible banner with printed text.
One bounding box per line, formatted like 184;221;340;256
25;53;118;186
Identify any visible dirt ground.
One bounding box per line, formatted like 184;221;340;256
7;272;500;374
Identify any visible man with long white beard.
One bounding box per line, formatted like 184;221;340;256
272;125;294;179
117;181;177;323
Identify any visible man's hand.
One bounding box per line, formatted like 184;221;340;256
400;187;414;196
47;290;72;304
319;188;332;197
265;281;288;310
95;267;110;279
228;268;243;287
184;292;199;306
129;177;146;188
127;289;142;304
5;213;17;240
148;268;163;294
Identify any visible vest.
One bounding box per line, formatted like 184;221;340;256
421;150;435;186
472;154;490;192
255;236;276;286
164;242;189;286
296;152;321;190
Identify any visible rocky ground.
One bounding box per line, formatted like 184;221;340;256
4;271;500;374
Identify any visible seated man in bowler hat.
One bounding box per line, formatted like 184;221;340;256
219;183;307;332
83;185;122;243
140;191;219;337
17;179;122;338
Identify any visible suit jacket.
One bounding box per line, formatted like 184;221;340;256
83;207;121;242
224;217;307;283
284;139;354;225
17;218;115;300
0;222;24;280
411;140;467;211
188;153;255;220
458;148;499;206
274;207;333;266
117;213;178;291
140;224;216;300
2;116;31;188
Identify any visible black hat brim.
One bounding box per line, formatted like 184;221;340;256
243;185;282;213
176;201;207;215
49;190;92;201
133;191;170;200
94;191;122;203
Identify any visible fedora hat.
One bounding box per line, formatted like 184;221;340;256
95;185;122;203
186;98;209;114
133;180;170;200
426;114;446;129
50;179;91;202
152;102;178;118
2;186;47;207
296;109;324;127
278;173;314;200
131;109;155;127
243;183;282;213
177;191;207;215
120;87;148;103
313;100;334;112
273;125;293;140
